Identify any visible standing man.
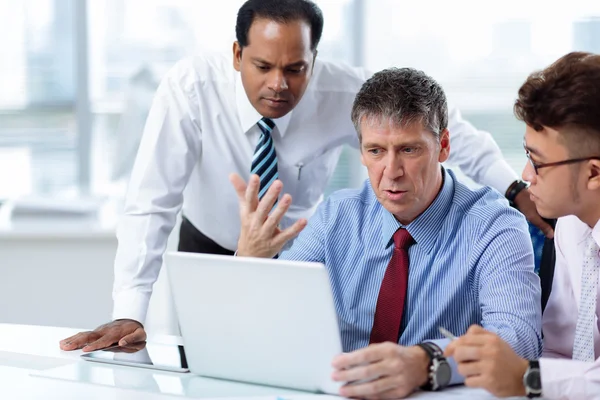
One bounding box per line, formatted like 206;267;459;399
445;52;600;399
60;0;548;351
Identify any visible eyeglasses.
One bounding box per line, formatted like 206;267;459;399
525;152;600;175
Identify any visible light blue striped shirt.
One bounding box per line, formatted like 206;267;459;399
281;168;542;384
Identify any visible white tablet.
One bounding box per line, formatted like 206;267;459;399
80;342;189;373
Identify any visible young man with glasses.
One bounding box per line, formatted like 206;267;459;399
445;51;600;399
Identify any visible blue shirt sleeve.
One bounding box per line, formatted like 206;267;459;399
279;198;329;263
472;206;543;359
429;205;542;387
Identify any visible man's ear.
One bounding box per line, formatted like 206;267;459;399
587;159;600;191
438;128;450;163
233;41;242;72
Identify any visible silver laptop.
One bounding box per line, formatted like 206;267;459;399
164;251;344;394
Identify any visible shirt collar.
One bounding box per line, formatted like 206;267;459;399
380;167;455;253
589;219;600;249
235;72;292;138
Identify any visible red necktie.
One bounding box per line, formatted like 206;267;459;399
369;228;414;344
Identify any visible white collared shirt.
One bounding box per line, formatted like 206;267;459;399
112;51;518;324
540;216;600;399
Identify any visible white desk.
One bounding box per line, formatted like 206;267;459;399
0;324;499;399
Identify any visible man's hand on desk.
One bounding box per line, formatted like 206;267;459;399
230;173;306;258
331;342;429;399
59;319;146;352
444;325;528;398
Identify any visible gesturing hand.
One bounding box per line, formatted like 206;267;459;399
230;173;307;258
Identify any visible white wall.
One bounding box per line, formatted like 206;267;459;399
0;234;116;328
0;212;181;335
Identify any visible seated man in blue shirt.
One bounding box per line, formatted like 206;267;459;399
230;67;542;398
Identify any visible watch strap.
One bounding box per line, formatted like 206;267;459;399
506;179;528;206
524;360;542;398
417;342;446;391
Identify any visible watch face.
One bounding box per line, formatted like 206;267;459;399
525;369;542;390
435;360;452;388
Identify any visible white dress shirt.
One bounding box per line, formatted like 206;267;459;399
112;51;518;324
540;216;600;399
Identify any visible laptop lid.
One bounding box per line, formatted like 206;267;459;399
165;252;343;394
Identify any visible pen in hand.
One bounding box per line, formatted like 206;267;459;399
438;326;458;341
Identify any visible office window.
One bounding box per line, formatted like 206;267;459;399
89;0;359;195
14;1;598;200
363;0;600;186
0;0;357;200
0;0;76;198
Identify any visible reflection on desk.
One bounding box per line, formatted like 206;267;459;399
32;362;506;399
32;362;309;398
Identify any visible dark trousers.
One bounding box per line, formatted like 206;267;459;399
178;217;235;256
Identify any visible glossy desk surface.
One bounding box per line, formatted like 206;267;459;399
0;324;498;399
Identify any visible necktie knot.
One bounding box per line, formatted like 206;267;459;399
257;117;275;135
393;229;413;250
586;237;600;260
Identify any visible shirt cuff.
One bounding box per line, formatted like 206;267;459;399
426;338;464;386
539;357;592;400
479;158;519;195
112;289;151;325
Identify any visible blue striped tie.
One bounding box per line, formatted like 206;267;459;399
251;117;279;200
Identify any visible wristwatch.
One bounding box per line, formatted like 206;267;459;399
417;342;452;391
505;179;529;206
523;360;542;398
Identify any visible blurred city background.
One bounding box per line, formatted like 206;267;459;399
1;0;600;200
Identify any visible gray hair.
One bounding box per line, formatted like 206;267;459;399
351;68;448;142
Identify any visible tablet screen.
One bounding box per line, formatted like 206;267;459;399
80;342;189;372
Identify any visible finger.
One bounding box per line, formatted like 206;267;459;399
465;324;486;335
444;340;457;357
464;375;487;389
263;193;292;231
453;345;485;365
245;174;260;214
332;343;389;370
59;332;97;351
332;359;384;383
254;180;282;222
229;173;251;217
273;218;307;249
229;173;248;200
451;335;491;350
444;326;488;358
108;341;147;353
82;334;122;353
340;375;399;399
456;360;484;378
118;327;147;346
60;333;84;348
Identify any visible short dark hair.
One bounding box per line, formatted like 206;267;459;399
235;0;324;52
351;68;448;142
514;51;600;156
